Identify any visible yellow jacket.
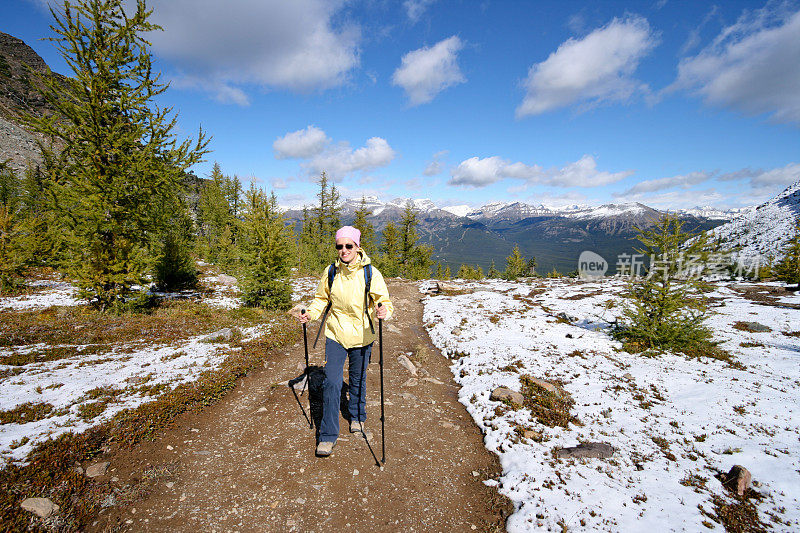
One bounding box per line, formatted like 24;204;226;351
306;251;393;349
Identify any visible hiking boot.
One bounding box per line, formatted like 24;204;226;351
316;441;335;456
349;420;363;433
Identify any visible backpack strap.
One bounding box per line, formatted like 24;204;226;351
364;264;374;334
313;263;337;349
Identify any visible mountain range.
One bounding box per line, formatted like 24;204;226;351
3;30;796;275
706;179;800;265
287;197;735;273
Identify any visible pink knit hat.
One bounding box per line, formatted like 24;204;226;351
335;226;361;247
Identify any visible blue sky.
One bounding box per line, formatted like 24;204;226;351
2;0;799;210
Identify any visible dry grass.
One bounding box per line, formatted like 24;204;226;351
519;375;580;428
732;321;772;333
0;302;268;371
0;308;299;531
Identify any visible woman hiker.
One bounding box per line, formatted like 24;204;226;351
297;226;393;457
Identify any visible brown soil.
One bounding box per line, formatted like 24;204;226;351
89;280;512;532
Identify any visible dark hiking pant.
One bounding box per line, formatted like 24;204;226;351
320;338;373;443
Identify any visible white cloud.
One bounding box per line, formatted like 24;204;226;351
403;0;436;23
672;6;800;123
449;155;631;188
516;16;658;117
134;0;359;102
625;189;727;209
423;150;449;176
614;163;800;207
306;137;397;178
271;178;289;190
273;126;330;159
392;36;466;106
617;171;713;196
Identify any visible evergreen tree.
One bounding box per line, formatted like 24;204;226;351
0;161;25;293
25;0;209;311
297;172;341;273
443;265;452;280
153;203;197;291
504;245;527;280
775;222;800;289
352;196;376;256
398;202;433;279
456;263;483;280
526;257;538;276
239;184;294;309
487;260;501;278
18;164;66;266
196;162;241;270
435;262;443;279
612;216;717;356
376;221;401;277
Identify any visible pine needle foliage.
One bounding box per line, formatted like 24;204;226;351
352;195;376;256
0;161;25;293
774;222;800;288
612;216;722;358
457;263;483;280
487;260;501;279
24;0;209;311
504;245;527;280
153;204;197;292
297;172;341;274
196;163;242;270
239;184;294;310
397;202;433;279
376;220;401;277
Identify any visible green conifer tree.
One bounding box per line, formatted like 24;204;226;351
775;222;800;289
612;216;718;357
504;245;527;280
435;262;444;279
398;202;433;279
487;260;501;278
197;163;241;270
239;184;294;309
153;203;197;291
443;265;452;280
297;172;341;273
352;196;376;256
18;164;66;266
25;0;209;311
526;257;538;276
0;161;25;293
377;221;401;277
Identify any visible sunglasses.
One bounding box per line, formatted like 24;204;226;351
336;243;355;250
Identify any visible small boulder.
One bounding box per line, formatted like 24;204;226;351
522;429;542;441
724;465;752;496
217;274;237;286
202;328;233;343
556;442;615;459
622;373;634;381
21;498;58;518
451;327;462;335
397;354;418;376
85;461;109;478
490;387;524;406
436;282;460;293
524;377;561;395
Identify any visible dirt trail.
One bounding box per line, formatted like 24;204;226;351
91;280;511;532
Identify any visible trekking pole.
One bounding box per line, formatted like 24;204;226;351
301;309;313;428
378;303;386;464
300;309;309;396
